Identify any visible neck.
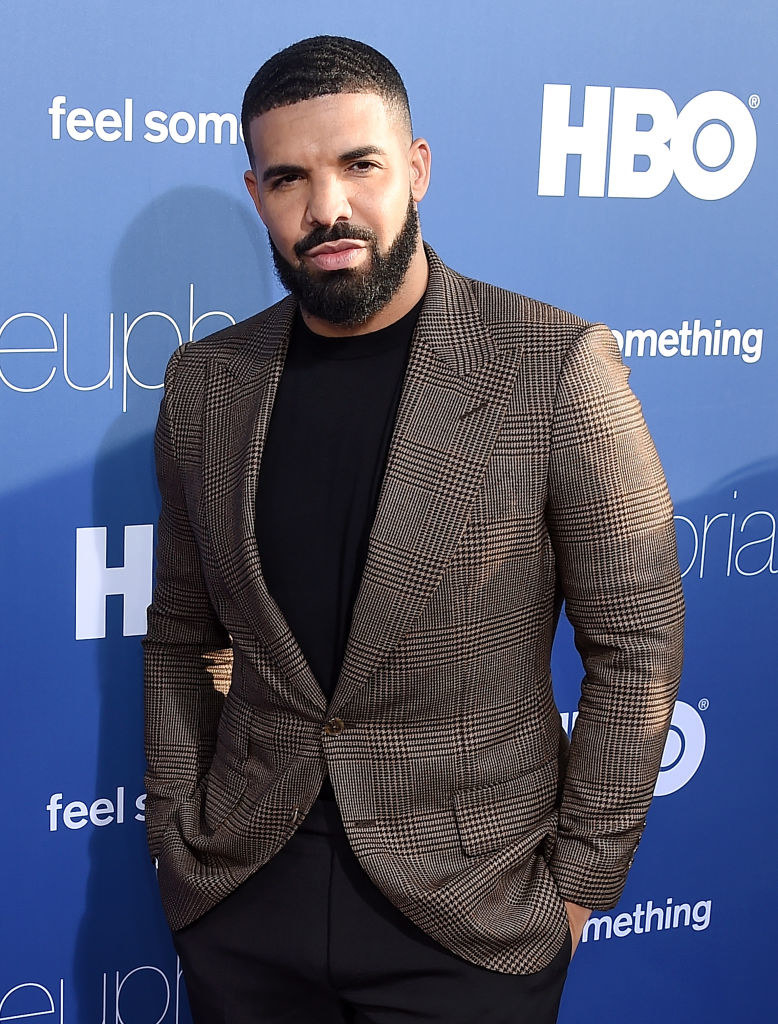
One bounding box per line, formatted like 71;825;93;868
299;241;429;337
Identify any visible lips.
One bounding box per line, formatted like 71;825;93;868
304;239;368;271
304;239;367;257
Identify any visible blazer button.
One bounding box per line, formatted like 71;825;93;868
324;717;345;736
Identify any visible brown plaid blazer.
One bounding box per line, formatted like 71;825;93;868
143;245;684;974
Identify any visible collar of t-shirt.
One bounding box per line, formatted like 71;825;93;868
292;294;426;360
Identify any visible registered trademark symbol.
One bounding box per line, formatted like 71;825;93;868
748;94;760;109
698;698;710;711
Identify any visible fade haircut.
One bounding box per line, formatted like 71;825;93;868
241;35;413;167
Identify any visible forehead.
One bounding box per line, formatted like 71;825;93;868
249;92;404;167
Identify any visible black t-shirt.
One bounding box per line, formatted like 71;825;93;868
255;297;422;725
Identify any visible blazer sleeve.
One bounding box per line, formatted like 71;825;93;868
545;322;685;910
142;345;233;861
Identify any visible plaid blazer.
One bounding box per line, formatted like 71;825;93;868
143;245;684;974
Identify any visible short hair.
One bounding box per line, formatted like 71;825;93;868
241;35;413;167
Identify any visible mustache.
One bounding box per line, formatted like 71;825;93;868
294;222;378;259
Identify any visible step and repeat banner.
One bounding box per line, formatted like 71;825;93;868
1;1;774;1021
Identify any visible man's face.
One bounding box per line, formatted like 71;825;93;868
244;92;430;327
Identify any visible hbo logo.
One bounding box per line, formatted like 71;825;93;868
538;85;757;200
654;701;706;796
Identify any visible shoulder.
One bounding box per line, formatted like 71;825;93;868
427;249;625;392
171;297;292;373
160;296;294;404
459;268;607;378
464;274;590;334
463;273;620;368
426;245;596;363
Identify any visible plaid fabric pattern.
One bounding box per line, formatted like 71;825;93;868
143;246;684;974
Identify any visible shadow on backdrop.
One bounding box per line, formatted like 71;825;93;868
553;457;777;1024
72;186;273;1022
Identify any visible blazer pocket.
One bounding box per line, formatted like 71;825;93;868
203;691;251;831
454;758;559;857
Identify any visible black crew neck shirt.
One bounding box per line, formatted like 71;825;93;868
255;297;423;722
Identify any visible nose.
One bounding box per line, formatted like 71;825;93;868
304;174;352;228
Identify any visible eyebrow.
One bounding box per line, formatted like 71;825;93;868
261;145;388;183
340;145;387;162
262;163;304;183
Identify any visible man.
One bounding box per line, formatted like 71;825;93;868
143;35;684;1024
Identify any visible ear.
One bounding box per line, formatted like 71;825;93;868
244;169;265;222
408;138;431;203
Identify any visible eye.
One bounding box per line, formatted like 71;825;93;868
349;161;376;172
271;173;302;190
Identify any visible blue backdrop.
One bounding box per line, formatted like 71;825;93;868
2;1;775;1020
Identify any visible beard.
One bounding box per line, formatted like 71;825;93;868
268;192;420;327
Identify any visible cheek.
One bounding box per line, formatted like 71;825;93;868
359;183;410;237
262;203;301;252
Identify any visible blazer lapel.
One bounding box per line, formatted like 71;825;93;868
201;248;522;718
201;297;327;714
330;247;522;713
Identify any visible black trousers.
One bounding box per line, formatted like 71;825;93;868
172;797;572;1023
